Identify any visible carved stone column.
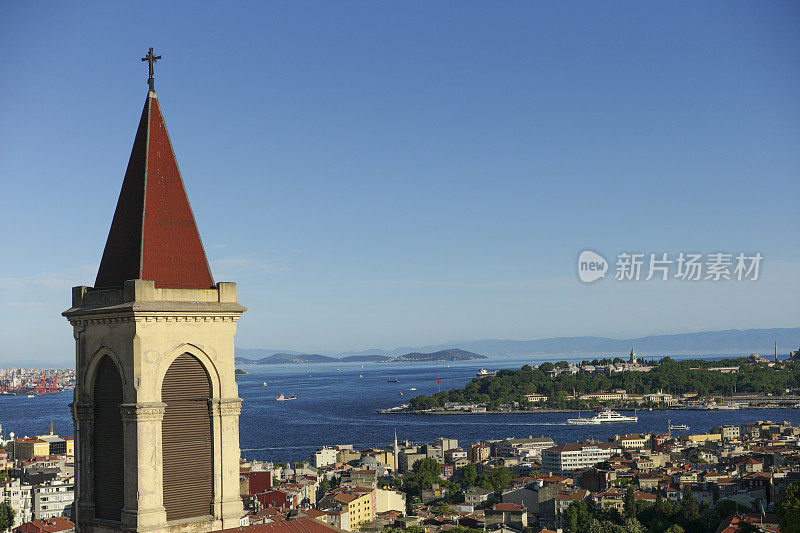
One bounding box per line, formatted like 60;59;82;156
72;401;96;525
217;398;243;527
119;402;168;530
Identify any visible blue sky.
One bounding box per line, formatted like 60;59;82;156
1;2;799;363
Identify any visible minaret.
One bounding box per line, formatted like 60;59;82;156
775;341;779;363
394;429;399;474
64;50;245;533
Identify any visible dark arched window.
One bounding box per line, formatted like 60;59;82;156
161;354;213;520
93;356;124;521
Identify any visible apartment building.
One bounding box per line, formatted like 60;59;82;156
467;443;490;463
398;449;426;473
9;439;49;461
32;477;74;520
374;488;406;514
434;438;458;452
314;447;338;469
318;487;374;529
613;434;650;450
541;443;621;474
1;478;34;527
444;448;467;463
495;437;556;459
424;445;445;465
712;425;741;441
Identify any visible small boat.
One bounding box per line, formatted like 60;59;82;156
27;394;34;398
387;378;399;383
263;382;267;387
669;422;690;431
276;393;296;401
359;374;363;378
476;368;496;377
399;392;404;396
408;387;417;391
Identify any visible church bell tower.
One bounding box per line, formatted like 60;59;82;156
64;50;245;533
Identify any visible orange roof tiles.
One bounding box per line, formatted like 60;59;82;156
95;92;213;290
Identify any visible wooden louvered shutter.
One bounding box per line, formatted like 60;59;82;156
93;356;124;521
161;354;213;521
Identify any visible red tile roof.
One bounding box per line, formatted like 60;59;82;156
14;517;74;533
220;517;346;533
493;503;524;512
716;513;779;533
738;458;762;465
95;91;213;290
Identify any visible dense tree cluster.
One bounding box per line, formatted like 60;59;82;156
563;488;750;533
0;501;14;533
396;460;515;515
777;481;800;533
410;358;798;410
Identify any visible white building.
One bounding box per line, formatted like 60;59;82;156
643;391;676;406
0;478;34;527
375;488;406;514
434;438;458;451
322;507;350;531
33;477;74;520
314;447;338;468
613;434;650;450
712;425;741;441
496;437;555;458
541;443;621;474
445;448;468;463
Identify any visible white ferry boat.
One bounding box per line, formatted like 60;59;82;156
706;402;740;410
476;368;496;377
568;409;637;425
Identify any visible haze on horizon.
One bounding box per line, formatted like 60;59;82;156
1;2;799;364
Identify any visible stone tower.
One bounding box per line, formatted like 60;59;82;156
64;81;245;533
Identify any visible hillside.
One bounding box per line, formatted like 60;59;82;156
408;356;800;410
331;327;800;358
237;353;336;364
387;349;486;363
235;348;484;365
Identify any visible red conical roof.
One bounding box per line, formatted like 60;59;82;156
94;91;214;289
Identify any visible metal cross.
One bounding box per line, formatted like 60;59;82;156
141;47;162;91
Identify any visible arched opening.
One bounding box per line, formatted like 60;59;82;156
93;356;124;521
161;353;213;521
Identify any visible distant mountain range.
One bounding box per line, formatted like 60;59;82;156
235;348;486;365
17;327;796;369
236;327;800;361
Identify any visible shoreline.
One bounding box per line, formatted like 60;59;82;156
382;407;798;415
380;400;800;415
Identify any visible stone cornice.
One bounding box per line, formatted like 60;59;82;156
72;401;94;422
67;313;242;327
120;402;167;422
210;398;242;417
